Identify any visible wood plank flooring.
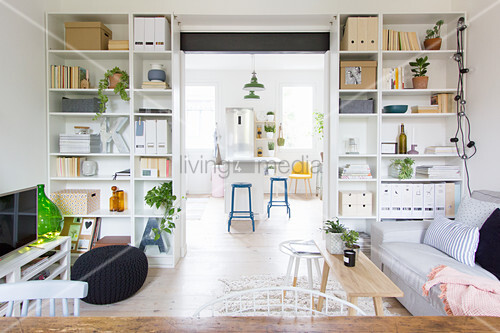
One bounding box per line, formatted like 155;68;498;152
79;194;411;317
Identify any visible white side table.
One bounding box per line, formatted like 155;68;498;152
279;240;322;291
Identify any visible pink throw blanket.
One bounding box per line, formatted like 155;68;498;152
422;265;500;316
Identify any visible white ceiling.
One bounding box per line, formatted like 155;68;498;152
185;54;325;71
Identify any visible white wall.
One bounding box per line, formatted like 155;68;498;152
452;0;500;190
0;0;47;193
185;67;324;194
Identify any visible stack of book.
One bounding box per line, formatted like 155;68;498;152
339;164;372;179
416;165;461;179
382;30;421;51
424;146;456;154
141;81;170;89
50;65;88;89
431;93;454;113
56;157;86;177
140;157;170;178
112;169;130;180
288;240;320;255
59;134;101;153
411;105;439;113
357;232;371;258
382;67;409;90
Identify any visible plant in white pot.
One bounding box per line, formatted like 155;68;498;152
266;111;275;122
265;124;275;139
268;141;275;157
144;182;181;240
267;165;275;176
322;218;346;254
341;229;360;256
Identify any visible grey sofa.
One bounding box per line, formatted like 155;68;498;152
371;190;500;316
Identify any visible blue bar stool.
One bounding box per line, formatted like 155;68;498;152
267;177;291;218
228;182;255;232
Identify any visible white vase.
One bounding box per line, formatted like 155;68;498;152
325;233;344;254
267;115;275;122
268;169;275;176
268;150;275;157
266;132;274;139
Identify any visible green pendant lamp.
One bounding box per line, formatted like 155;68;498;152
243;55;265;99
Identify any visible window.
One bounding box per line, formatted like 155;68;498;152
281;86;314;149
185;85;216;150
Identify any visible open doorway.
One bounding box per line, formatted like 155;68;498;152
183;53;326;236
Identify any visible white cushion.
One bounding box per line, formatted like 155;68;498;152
423;216;479;266
455;197;500;228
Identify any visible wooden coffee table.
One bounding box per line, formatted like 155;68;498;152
315;240;403;316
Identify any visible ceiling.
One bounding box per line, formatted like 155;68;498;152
185;54;325;71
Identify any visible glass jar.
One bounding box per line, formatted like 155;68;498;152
110;186;119;212
257;147;263;157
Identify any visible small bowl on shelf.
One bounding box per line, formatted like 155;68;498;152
383;105;408;114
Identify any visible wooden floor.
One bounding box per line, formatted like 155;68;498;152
80;194;411;317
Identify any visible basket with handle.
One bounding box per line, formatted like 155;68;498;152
277;123;285;146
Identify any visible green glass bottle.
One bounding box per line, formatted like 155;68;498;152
398;123;407;154
37;184;63;241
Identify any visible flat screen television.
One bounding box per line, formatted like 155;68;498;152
0;186;38;259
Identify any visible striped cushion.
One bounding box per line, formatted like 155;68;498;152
423;216;480;266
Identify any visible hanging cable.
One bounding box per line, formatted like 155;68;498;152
451;17;475;196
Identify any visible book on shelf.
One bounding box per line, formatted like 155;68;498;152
424;146;456;154
382;67;411;90
112;168;131;180
21;257;50;278
59;134;101;154
339;164;372;179
288;240;320;255
411;105;440;113
416;165;461;179
56;157;86;177
383;29;421;51
141;81;170;89
50;65;88;89
431;93;454;113
140;157;170;178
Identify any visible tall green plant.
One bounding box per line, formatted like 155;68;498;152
144;182;181;240
95;67;130;120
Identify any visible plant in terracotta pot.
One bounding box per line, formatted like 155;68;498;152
409;56;430;89
424;20;444;50
95;67;130;119
341;229;360;255
322;218;346;254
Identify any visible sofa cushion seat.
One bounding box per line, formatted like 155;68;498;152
380;242;498;312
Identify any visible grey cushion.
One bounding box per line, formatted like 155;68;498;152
472;190;500;204
456;197;500;228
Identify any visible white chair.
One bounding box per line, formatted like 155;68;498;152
193;286;367;317
0;280;88;317
279;240;322;292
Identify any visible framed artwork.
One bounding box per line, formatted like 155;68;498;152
60;217;97;253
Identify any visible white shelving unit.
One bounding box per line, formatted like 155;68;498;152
334;12;466;232
45;13;182;268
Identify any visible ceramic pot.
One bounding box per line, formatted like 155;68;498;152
325;233;344;254
424;37;442;50
108;73;122;89
148;64;166;82
412;76;429;89
268;168;275;176
266;132;274;139
268;150;275;157
267;115;275;122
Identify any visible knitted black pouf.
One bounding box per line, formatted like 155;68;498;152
71;245;148;305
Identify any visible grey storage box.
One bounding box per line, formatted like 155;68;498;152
339;99;374;114
62;97;100;113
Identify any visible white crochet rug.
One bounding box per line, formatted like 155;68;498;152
216;274;398;316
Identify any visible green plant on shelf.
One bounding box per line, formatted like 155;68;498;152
144;182;182;240
264;124;276;133
322;218;346;234
425;20;444;40
268;142;275;150
409;56;430;78
266;111;275;115
95;67;130;120
390;157;415;180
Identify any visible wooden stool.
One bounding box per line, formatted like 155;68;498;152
279;240;322;291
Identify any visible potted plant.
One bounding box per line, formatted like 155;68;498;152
409;56;430;89
144;182;181;240
268;141;275;157
95;66;130;120
265;124;275;139
322;218;346;254
389;157;415;180
341;229;360;256
266;111;275;122
267;165;275;176
424;19;444;50
314;111;324;161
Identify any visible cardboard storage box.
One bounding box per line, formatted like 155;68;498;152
51;189;100;215
65;22;112;50
340;61;377;90
62;97;100;113
108;40;129;50
339;99;374;113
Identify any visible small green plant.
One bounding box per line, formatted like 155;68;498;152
95;67;130;120
409;56;430;77
266;111;275;115
268;142;275;150
313;111;324;139
341;229;359;248
144;182;182;240
264;124;276;133
267;165;275;169
425;20;444;40
322;218;346;234
390;157;415;180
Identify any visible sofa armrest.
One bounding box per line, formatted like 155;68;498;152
371;220;432;269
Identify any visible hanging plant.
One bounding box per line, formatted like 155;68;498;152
95;67;130;120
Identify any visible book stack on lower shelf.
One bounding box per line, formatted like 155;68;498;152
416;165;461;179
339;164;372;179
